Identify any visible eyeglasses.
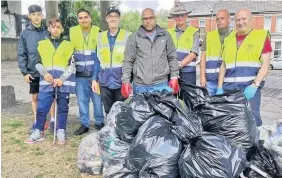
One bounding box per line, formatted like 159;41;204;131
108;15;119;19
141;16;155;21
173;14;186;18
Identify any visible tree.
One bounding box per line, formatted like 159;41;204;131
59;0;122;36
156;9;169;29
119;10;141;32
59;0;101;37
119;9;170;32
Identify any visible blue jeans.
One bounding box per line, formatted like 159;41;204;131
249;88;262;126
133;81;169;94
206;81;217;96
35;91;69;131
76;77;104;127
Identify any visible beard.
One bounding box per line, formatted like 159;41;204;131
143;24;156;32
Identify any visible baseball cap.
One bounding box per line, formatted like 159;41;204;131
106;6;121;16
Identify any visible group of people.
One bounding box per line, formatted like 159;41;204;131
18;4;271;144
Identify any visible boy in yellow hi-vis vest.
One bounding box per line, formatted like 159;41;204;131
25;18;75;145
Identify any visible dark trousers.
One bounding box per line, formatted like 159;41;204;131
180;72;196;85
100;86;125;114
249;88;262;126
35;91;69;131
179;72;197;99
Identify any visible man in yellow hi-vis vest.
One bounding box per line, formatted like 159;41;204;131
168;5;199;86
25;18;75;145
69;9;104;135
95;7;131;114
217;9;272;128
200;9;232;96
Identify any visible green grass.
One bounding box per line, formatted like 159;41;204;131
1;114;103;178
8;120;23;128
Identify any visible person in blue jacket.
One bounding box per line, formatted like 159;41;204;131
17;5;55;133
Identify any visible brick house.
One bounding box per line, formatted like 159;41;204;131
168;1;282;59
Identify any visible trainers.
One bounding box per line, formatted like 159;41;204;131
94;123;104;131
49;121;55;133
24;129;45;144
28;123;35;134
57;129;66;145
74;125;89;135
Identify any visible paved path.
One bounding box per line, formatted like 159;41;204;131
2;61;282;125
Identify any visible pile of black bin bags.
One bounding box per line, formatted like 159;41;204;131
97;79;281;178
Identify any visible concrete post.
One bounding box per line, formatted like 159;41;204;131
100;0;110;31
45;0;58;25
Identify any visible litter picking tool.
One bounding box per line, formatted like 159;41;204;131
52;87;58;146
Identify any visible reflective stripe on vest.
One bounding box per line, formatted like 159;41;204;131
168;26;198;72
97;29;131;87
70;25;100;73
206;30;224;81
222;29;269;90
37;39;75;93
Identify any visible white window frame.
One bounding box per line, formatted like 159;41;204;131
229;17;234;30
276;15;282;32
274;42;282;58
199;19;205;28
186;19;191;26
264;15;272;31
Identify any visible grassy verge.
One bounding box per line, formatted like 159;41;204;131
1;112;103;178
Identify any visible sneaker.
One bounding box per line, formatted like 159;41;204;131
94;123;104;131
57;129;66;145
24;129;45;144
28;123;35;134
74;125;89;136
49;121;55;133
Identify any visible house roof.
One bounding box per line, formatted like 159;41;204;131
171;1;282;17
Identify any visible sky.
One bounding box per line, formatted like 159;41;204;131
120;0;175;12
21;0;181;15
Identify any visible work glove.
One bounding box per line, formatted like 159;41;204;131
216;88;224;95
121;83;132;98
244;84;258;100
168;78;179;94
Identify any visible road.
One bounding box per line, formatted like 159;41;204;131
2;61;282;125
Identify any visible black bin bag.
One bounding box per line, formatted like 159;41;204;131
244;141;281;178
98;124;138;178
115;94;156;143
126;116;183;178
200;90;259;152
149;91;204;142
179;78;208;111
179;132;249;178
180;80;259;152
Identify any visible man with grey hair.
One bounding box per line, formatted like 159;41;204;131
121;8;180;98
200;9;232;96
168;4;199;86
217;8;272;128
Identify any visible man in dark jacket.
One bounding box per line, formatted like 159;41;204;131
121;8;179;98
17;5;55;132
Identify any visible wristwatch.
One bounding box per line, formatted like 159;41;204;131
253;81;261;88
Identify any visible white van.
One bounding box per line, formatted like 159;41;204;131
270;57;282;70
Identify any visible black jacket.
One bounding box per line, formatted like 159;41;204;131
17;22;49;77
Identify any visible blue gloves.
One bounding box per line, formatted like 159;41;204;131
216;88;224;95
244;84;258;100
